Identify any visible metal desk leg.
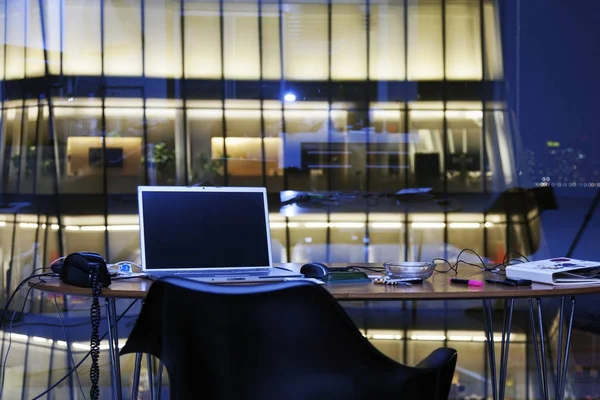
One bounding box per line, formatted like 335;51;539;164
131;353;143;400
147;355;155;400
482;298;515;400
529;296;576;400
156;361;164;400
558;298;575;400
528;298;546;399
105;298;123;400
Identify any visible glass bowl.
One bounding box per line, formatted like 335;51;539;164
383;262;435;280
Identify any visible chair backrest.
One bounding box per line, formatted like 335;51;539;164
121;277;455;400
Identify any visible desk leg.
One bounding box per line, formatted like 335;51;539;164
105;299;123;400
147;355;155;400
156;361;164;400
131;353;143;400
529;296;575;400
528;298;546;399
482;298;514;400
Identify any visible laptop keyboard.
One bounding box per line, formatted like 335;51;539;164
173;269;267;276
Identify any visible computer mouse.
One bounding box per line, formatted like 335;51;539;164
300;262;330;279
50;260;63;274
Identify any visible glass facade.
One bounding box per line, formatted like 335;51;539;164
0;0;533;279
0;1;573;399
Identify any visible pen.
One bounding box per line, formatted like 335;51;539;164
450;278;484;287
485;279;516;286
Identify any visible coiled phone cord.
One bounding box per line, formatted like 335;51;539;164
89;271;102;400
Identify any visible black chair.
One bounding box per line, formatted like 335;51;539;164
121;277;457;400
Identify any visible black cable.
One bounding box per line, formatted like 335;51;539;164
0;273;56;329
52;295;87;400
431;248;529;275
89;272;102;400
432;257;456;273
0;285;34;397
8;314;138;329
0;279;48;398
31;299;139;400
0;272;56;396
502;250;529;263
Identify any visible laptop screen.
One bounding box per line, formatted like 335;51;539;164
139;187;272;270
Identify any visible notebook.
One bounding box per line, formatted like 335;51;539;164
505;258;600;286
137;186;303;283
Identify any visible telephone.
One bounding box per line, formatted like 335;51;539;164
59;251;110;400
60;252;111;288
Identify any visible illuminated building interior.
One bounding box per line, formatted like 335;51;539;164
0;0;526;262
0;1;558;399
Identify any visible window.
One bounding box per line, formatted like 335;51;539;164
407;0;443;80
331;0;367;80
104;0;143;76
282;3;328;80
188;103;225;186
446;0;482;80
145;0;182;78
184;1;221;79
223;2;261;79
370;0;406;80
63;0;102;75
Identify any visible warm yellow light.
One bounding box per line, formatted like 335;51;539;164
410;334;446;341
368;334;403;340
371;222;403;229
411;222;445;229
372;110;402;120
448;335;473;342
80;226;105;232
333;222;365;228
270;222;287;229
448;222;480;229
305;222;330;228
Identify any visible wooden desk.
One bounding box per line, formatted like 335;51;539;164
29;264;600;400
29;263;600;300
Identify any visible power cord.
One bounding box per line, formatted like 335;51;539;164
89;272;102;400
0;284;36;398
0;272;57;329
0;273;56;398
31;299;139;400
432;248;529;275
0;266;141;399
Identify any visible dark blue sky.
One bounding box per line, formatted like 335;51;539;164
500;0;600;258
503;0;600;152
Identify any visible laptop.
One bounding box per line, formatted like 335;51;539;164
137;186;303;283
